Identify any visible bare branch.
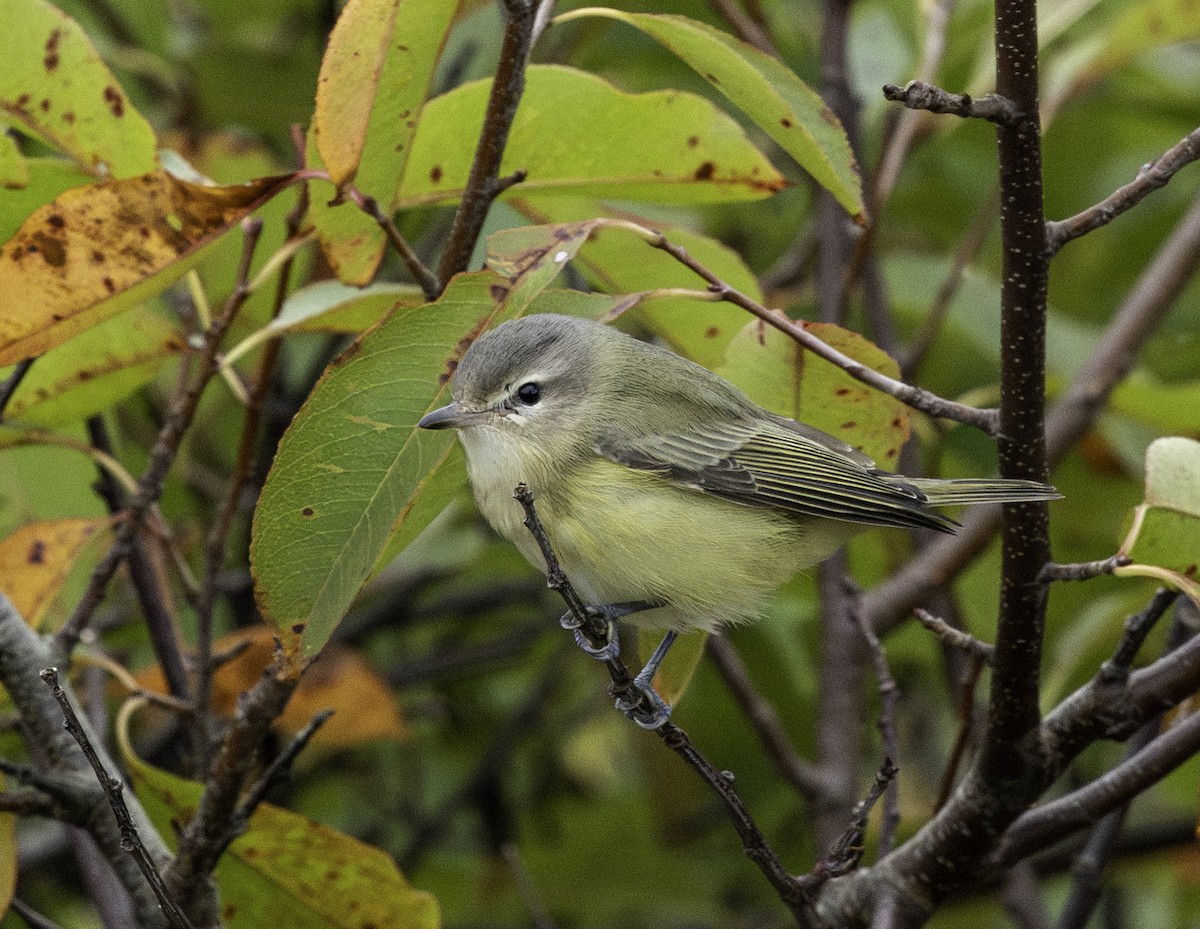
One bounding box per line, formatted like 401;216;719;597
0;357;36;423
625;224;1000;434
40;668;192;929
1046;126;1200;256
436;0;536;284
1039;555;1130;584
54;219;265;662
343;186;441;300
883;81;1027;128
512;485;810;917
914;609;994;664
0;596;176;929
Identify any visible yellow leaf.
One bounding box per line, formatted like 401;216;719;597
0;517;110;628
0;170;292;365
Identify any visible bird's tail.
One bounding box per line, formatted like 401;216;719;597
906;477;1062;507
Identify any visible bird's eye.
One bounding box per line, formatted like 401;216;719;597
516;382;541;405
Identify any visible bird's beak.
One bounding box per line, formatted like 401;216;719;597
418;401;489;430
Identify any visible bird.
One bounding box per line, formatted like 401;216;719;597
419;313;1058;726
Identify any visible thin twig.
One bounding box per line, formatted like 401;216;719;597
163;644;302;924
216;708;334;858
614;221;999;434
436;0;536;284
1039;555;1130;584
1046;126;1200;256
934;653;985;810
707;0;777;53
501;842;559;929
39;669;193;929
196;159;309;770
862;185;1200;638
342;186;441;300
0;357;36;422
10;897;69;929
914;609;995;663
882;81;1027;128
997;708;1200;866
850;587;901;856
798;758;899;891
1056;608;1191;929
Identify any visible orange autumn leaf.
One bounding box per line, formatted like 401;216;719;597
137;627;407;749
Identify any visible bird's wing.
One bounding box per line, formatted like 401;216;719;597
595;416;957;532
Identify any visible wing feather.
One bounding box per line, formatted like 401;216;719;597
595;416;957;533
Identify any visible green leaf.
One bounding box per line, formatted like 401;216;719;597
0;0;157;177
1;306;183;425
556;9;863;218
0;156;93;242
716;318;908;469
513;198;762;368
0;131;28;187
119;705;439;929
1086;0;1200;80
251;219;596;656
310;0;460;283
1112;373;1200;434
397;65;786;208
1143;436;1200;518
1116;438;1200;608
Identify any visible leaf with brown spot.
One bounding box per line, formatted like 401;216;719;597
0;0;156;177
252;265;561;657
555;10;864;219
396;65;785;208
0;517;110;628
0;169;292;365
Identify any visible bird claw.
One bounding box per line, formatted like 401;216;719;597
615;683;672;730
560;609;619;659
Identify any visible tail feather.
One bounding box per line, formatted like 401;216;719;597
907;477;1062;507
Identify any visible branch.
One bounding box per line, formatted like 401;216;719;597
1038;555;1130;584
882;81;1026;128
435;0;536;284
1045;126;1200;256
0;357;36;422
914;608;994;664
343;186;441;300
163;644;302;924
40;668;192;929
997;709;1200;866
617;221;999;434
0;595;177;929
851;588;901;855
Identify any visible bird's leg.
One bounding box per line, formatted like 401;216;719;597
558;600;658;661
615;629;678;730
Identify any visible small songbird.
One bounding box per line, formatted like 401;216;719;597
419;314;1058;725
